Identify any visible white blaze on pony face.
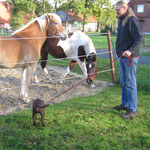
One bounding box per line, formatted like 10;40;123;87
89;63;92;69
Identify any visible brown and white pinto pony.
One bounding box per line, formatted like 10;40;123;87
0;13;67;103
40;31;97;86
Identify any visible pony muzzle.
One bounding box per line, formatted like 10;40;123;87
86;72;97;84
60;32;67;40
86;78;93;84
86;75;94;84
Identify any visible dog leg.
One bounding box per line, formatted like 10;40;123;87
33;113;37;126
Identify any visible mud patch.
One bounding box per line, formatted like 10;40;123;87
0;65;108;115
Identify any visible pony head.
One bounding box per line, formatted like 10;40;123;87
45;13;67;40
86;53;97;84
12;13;67;41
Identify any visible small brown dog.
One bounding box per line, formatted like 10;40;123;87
32;98;49;127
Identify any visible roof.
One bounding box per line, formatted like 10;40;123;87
0;1;36;26
0;2;11;24
57;10;97;23
128;0;150;5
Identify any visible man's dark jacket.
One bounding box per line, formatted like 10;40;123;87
116;13;144;57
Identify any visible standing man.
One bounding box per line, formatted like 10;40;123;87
113;0;144;119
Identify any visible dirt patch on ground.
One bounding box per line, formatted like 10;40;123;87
0;65;108;115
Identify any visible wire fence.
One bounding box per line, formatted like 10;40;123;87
87;33;150;91
0;30;150;91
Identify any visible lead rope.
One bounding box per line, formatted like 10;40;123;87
43;56;120;108
120;51;133;66
120;55;133;66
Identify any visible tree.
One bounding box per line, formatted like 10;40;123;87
92;0;117;32
57;0;71;29
9;0;54;30
33;0;54;16
9;0;36;30
58;0;93;32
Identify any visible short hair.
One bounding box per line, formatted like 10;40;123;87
115;0;128;9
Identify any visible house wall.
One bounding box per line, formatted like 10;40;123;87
129;0;150;33
57;10;98;32
84;23;97;32
141;18;150;33
65;23;97;32
0;2;11;29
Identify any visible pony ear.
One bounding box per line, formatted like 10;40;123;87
92;54;96;61
68;32;73;38
90;53;96;61
47;14;53;20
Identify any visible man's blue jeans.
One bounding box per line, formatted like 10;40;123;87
119;57;139;112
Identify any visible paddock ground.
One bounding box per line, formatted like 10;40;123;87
0;65;108;115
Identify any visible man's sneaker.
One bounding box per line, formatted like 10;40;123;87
121;111;137;119
113;104;128;111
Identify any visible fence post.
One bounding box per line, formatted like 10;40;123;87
143;34;146;47
107;30;116;83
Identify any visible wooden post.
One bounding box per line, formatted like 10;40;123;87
107;30;116;83
143;34;146;47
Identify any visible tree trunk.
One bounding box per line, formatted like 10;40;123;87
65;9;69;30
96;21;101;32
82;13;86;32
43;0;46;13
82;0;88;32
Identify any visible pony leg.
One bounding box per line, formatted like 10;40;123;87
20;64;37;103
20;68;27;101
32;66;39;84
20;67;30;103
41;48;52;82
24;64;38;102
43;68;52;83
76;59;87;77
59;60;77;84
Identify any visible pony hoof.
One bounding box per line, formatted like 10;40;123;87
20;96;30;103
48;80;52;83
34;81;39;85
24;99;30;103
58;80;63;84
90;84;96;88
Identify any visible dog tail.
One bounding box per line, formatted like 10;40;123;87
43;104;50;108
36;103;50;108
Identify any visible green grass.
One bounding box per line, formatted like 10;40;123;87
0;86;150;150
42;54;150;90
140;51;150;56
88;34;117;49
143;34;150;47
0;33;150;149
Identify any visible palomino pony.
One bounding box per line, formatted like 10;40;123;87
0;13;67;103
40;31;97;86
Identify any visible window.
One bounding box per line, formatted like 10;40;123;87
137;4;144;13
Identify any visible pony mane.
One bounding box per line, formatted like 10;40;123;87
12;13;62;35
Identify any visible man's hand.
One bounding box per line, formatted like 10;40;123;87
122;50;132;57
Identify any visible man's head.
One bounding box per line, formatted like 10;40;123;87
115;1;128;18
